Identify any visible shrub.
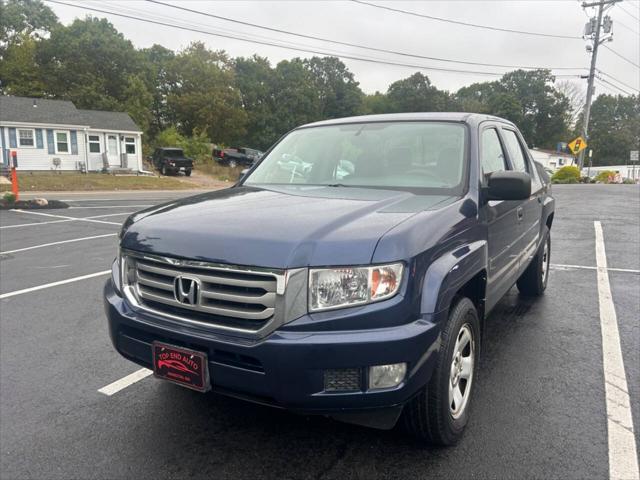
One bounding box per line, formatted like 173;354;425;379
3;192;16;204
154;127;211;161
594;170;616;183
551;166;580;184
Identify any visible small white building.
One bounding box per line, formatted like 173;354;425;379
0;96;143;172
529;148;577;172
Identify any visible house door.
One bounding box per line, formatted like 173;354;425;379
106;135;120;166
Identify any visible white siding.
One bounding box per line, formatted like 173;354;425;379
0;126;142;172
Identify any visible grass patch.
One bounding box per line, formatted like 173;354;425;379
194;159;244;182
0;172;195;192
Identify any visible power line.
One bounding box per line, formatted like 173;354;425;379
596;69;640;92
618;3;640;21
351;0;582;40
596;77;633;95
45;0;585;80
145;0;586;71
602;45;640;68
613;18;640;36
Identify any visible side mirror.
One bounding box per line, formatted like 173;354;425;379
486;171;531;201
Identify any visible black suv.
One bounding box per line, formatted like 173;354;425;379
152;148;193;176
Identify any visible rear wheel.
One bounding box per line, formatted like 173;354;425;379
403;297;480;445
517;228;550;296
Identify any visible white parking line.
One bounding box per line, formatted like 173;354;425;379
10;209;121;226
594;221;639;480
0;233;117;255
98;368;153;396
68;205;152;209
551;263;640;274
0;270;110;299
0;212;130;229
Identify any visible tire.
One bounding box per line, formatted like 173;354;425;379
229;159;237;168
516;227;550;296
161;165;167;176
403;297;480;445
185;169;192;177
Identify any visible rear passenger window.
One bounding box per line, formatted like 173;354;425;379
502;130;528;173
481;128;507;176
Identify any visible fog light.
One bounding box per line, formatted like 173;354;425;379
369;363;406;390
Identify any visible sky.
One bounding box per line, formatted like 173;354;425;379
45;0;640;97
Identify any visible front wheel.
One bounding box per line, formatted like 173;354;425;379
229;159;237;168
517;228;550;296
403;297;480;445
161;165;168;176
184;169;192;177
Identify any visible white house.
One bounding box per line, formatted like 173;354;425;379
0;96;143;172
529;148;576;172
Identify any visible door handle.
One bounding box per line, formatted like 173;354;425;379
517;207;524;221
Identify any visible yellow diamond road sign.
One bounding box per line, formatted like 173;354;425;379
568;136;587;155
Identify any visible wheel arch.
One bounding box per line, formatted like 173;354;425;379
420;240;488;322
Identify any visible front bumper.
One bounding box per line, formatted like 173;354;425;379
104;279;442;417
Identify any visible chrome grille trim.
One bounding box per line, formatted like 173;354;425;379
121;249;291;336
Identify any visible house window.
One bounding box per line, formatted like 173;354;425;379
125;137;136;155
18;129;35;147
55;131;69;153
88;135;101;153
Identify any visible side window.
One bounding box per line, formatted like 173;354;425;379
481;128;508;178
502;129;528;173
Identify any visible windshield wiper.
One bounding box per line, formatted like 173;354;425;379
325;183;350;188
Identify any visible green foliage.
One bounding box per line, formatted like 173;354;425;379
0;0;58;48
386;72;450;113
587;95;640;166
594;170;616;183
154;127;210;160
551;166;580;184
166;42;247;144
0;34;45;95
2;192;17;204
3;11;632;168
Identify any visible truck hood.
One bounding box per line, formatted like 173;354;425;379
121;186;456;269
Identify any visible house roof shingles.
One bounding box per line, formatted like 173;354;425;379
0;96;140;132
76;109;140;132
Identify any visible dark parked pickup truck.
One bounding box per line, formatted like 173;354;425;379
105;113;554;445
152;147;193;176
213;147;262;168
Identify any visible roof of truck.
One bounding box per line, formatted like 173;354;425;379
300;112;516;129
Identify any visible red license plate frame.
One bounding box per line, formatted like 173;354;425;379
152;342;210;392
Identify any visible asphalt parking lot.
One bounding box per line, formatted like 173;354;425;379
1;184;638;480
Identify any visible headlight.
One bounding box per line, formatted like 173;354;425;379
309;263;404;312
111;252;122;294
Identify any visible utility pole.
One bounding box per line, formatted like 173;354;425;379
578;0;619;170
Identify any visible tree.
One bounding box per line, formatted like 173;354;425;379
0;34;45;95
0;0;58;50
363;91;390;114
123;74;153;134
386;72;449;113
303;56;364;119
139;44;176;137
166;42;246;144
37;17;142;109
555;80;584;129
234;55;278;149
497;69;571;148
588;94;640;166
270;59;322;136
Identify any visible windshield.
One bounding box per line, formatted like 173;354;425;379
244;121;467;193
164;149;184;157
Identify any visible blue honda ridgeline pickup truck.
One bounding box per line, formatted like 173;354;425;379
105;113;555;445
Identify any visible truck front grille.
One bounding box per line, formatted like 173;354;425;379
122;252;284;333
